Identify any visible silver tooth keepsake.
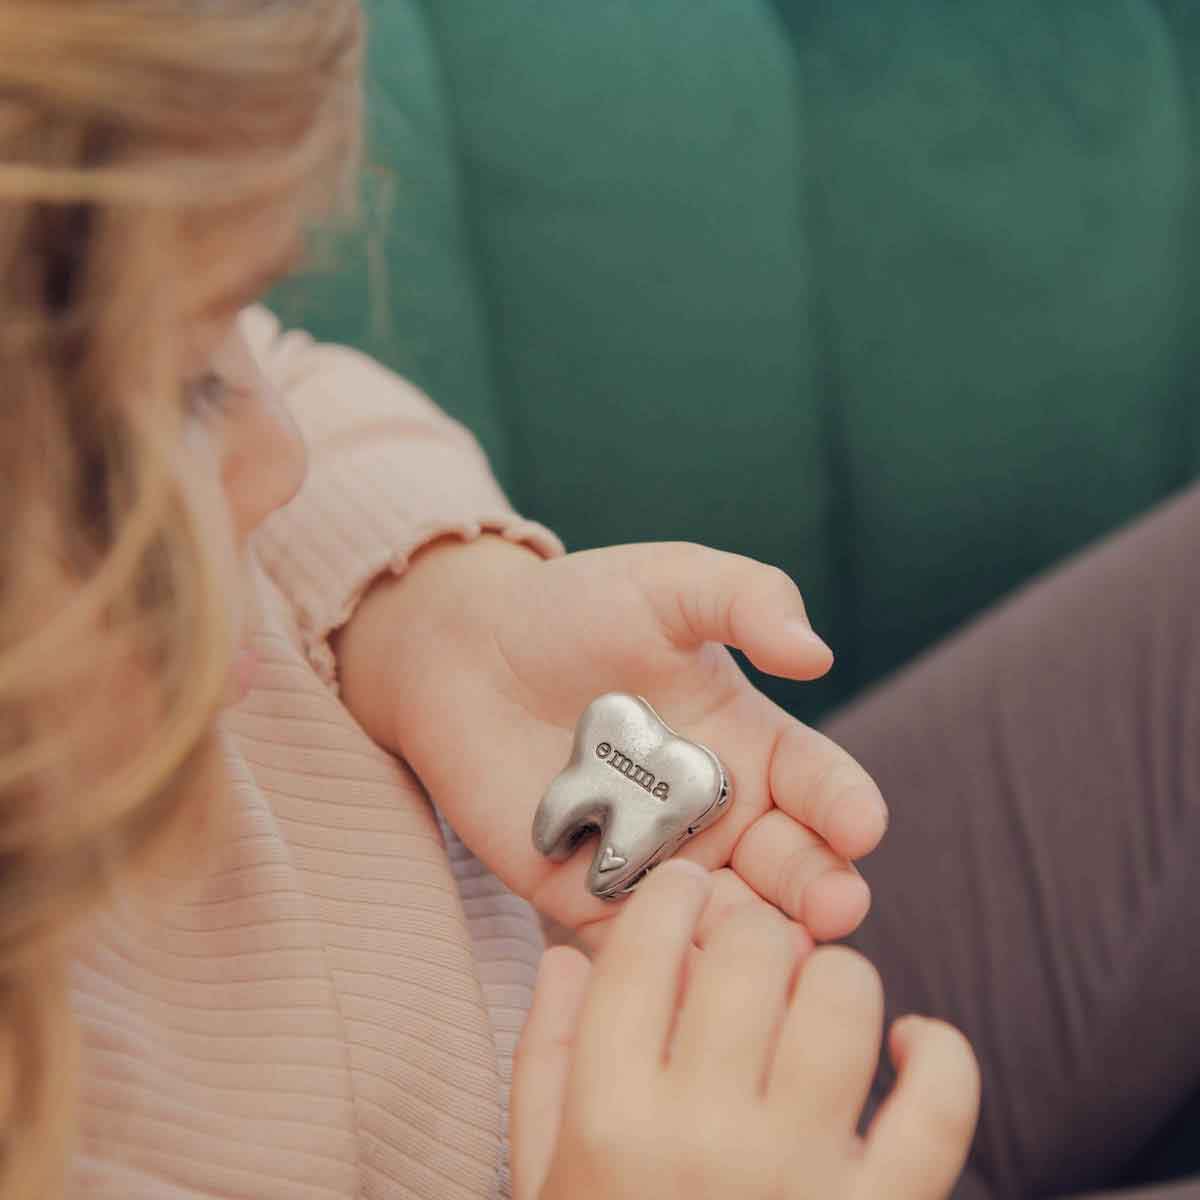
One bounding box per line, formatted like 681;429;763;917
532;693;732;900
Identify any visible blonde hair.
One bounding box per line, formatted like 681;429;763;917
0;1;362;1194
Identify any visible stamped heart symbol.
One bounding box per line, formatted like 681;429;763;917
532;693;732;899
598;846;627;873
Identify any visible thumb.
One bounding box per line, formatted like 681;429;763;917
511;945;593;1200
639;543;833;681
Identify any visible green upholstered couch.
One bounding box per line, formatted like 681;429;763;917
274;1;1200;728
271;3;1200;1184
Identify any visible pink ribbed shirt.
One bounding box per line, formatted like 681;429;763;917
66;307;564;1200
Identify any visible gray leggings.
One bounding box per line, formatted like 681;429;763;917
826;483;1200;1199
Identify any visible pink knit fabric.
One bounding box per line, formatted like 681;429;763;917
67;307;565;1200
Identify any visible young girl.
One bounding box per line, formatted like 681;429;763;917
0;2;979;1197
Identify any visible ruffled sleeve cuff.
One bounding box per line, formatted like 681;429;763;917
242;305;565;688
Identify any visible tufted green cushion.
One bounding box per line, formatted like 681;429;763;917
272;0;1200;732
269;3;1200;1184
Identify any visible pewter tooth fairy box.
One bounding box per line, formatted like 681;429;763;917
532;693;731;899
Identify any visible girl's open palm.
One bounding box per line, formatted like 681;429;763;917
339;539;889;950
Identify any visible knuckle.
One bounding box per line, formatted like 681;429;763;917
572;1092;637;1160
775;838;827;922
724;585;752;636
715;901;790;947
706;906;797;977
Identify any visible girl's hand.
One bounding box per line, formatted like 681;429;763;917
511;859;980;1200
337;536;888;952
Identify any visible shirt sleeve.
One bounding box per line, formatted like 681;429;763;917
242;304;565;688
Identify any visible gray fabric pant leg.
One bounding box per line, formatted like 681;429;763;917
822;483;1200;1200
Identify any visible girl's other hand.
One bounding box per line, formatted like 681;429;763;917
511;859;979;1200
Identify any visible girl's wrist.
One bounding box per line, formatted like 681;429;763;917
332;531;542;749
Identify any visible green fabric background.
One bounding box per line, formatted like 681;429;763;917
273;0;1200;726
269;2;1200;1184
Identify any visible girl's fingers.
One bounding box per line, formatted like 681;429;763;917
668;904;800;1094
862;1017;981;1200
575;868;812;961
767;946;884;1141
730;809;871;941
572;859;713;1083
510;946;593;1200
691;867;814;956
765;719;888;863
642;544;834;680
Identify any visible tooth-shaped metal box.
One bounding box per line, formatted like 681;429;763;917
533;693;731;899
